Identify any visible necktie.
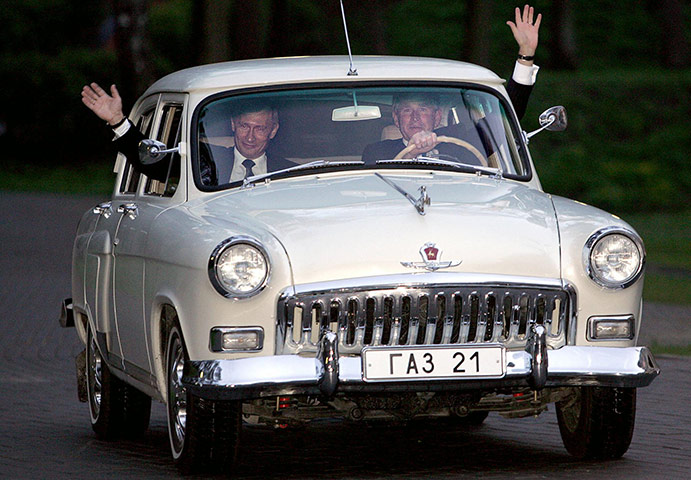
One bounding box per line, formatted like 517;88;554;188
242;159;256;178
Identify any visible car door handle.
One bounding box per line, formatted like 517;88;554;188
92;202;112;218
117;203;139;220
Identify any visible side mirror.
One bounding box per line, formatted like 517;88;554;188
138;139;180;165
526;106;567;139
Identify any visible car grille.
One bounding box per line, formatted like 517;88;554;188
276;284;573;354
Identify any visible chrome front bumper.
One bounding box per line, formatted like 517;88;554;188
183;331;660;401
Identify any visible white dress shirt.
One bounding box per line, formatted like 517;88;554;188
112;119;131;138
229;148;267;183
511;61;540;85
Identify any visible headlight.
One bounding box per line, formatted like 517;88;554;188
208;236;270;298
583;228;645;289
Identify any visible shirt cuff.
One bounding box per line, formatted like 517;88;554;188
112;119;131;139
511;61;540;86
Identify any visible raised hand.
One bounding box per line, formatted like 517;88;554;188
506;4;542;58
81;83;125;126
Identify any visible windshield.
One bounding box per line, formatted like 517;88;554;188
193;85;528;189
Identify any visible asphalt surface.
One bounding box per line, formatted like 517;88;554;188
1;191;689;479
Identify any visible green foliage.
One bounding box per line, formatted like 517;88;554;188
643;272;691;306
149;0;194;73
0;0;689;215
527;69;691;214
625;210;691;306
626;211;691;270
387;0;464;60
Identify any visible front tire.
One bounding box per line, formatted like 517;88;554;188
86;327;151;439
556;386;636;459
166;325;241;474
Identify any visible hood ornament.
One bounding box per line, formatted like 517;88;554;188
401;242;462;271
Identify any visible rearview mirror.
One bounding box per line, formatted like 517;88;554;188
332;105;381;121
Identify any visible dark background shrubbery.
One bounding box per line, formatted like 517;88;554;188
0;0;688;214
527;69;690;213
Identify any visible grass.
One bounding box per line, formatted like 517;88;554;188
649;343;691;357
625;211;691;305
0;160;113;196
625;211;691;268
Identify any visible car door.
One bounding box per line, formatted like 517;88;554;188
111;95;186;381
85;98;158;367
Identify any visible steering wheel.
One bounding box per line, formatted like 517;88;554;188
394;135;487;167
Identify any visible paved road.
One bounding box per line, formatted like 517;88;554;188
1;191;689;479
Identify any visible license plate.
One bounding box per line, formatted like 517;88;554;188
362;345;505;381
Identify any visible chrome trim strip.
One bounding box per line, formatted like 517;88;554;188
564;283;579;346
287;273;565;295
182;346;659;400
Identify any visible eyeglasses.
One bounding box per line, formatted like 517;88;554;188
235;122;272;137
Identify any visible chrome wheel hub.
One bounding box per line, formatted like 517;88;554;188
169;337;187;449
88;334;103;417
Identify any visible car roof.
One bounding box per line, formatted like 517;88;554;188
143;56;505;96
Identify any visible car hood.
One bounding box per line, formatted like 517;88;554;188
194;173;561;286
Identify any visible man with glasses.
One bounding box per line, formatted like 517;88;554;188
80;85;293;185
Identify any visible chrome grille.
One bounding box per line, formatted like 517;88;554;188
276;285;572;354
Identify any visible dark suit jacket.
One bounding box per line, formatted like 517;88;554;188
114;125;295;186
199;143;296;186
113;123;171;181
361;130;483;166
506;77;533;121
361;79;533;165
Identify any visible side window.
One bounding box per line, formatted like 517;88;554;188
144;104;183;197
119;110;155;194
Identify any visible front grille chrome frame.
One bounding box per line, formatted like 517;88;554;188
276;279;575;355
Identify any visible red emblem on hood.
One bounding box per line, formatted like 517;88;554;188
423;245;439;261
401;242;462;271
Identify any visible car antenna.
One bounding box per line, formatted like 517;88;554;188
339;0;358;76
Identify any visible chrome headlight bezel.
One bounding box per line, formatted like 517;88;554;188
582;227;645;289
208;236;271;298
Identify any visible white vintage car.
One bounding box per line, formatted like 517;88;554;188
62;56;659;473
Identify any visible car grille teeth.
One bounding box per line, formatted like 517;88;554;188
276;285;572;354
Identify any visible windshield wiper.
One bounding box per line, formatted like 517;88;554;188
241;160;364;188
374;172;430;216
376;157;503;179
